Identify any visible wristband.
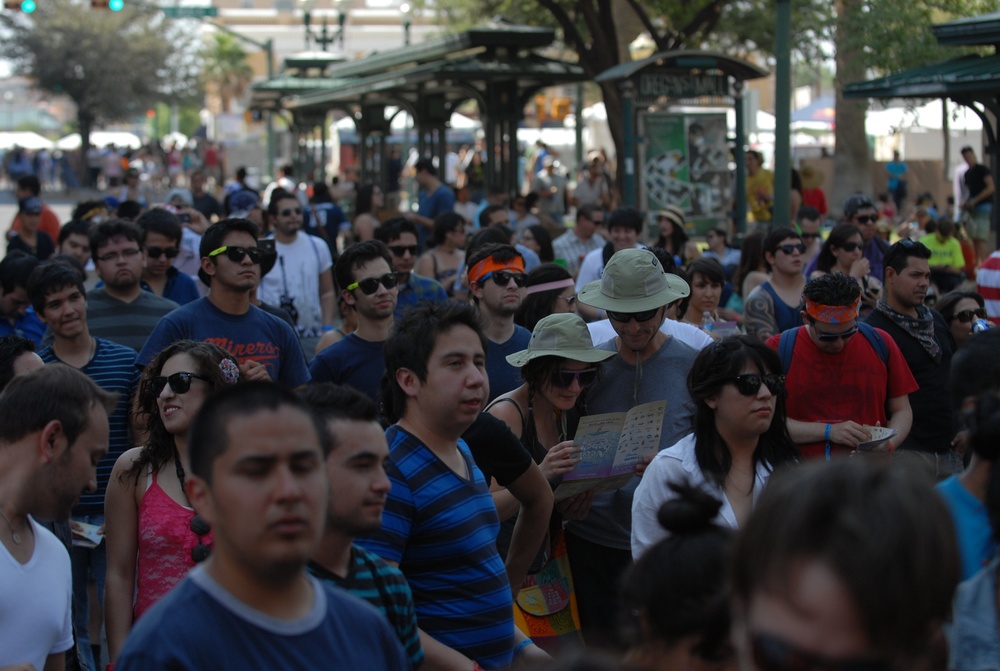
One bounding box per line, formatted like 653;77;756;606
321;325;334;332
888;440;896;455
513;638;533;657
824;424;832;462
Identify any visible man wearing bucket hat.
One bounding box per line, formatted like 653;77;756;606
565;247;700;646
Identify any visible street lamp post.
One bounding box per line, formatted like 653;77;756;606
400;2;412;47
300;0;349;52
300;0;315;50
337;0;348;49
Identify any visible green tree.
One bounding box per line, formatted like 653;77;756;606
0;0;199;173
199;32;255;114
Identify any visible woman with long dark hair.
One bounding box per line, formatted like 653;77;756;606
631;336;798;557
416;211;466;293
812;223;882;315
515;263;576;332
519;224;555;263
104;341;241;663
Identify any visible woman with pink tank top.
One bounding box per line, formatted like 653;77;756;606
104;340;241;664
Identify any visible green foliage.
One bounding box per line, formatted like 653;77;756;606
199;32;255;113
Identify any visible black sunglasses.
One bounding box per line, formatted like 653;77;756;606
751;633;892;671
150;372;211;396
607;308;659;323
552;368;598;389
146;246;179;259
814;326;859;342
838;242;862;252
388;245;420;257
800;232;821;240
952;308;987;324
483;271;528;288
732;373;785;396
208;245;265;265
190;514;211;563
777;243;807;255
279;207;302;217
853;215;877;224
347;272;399;295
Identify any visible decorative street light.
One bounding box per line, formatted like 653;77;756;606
400;2;413;47
300;0;350;52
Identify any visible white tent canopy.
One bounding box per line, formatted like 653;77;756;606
56;131;143;150
0;132;54;151
866;101;983;137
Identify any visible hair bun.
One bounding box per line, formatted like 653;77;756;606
657;480;724;535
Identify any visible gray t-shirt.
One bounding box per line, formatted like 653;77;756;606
565;335;698;551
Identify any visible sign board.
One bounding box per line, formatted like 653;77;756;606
162;6;218;17
636;71;729;104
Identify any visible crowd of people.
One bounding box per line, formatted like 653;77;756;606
1;147;1000;671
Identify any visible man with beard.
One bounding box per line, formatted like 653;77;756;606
309;241;399;403
466;243;530;401
375;218;448;319
0;365;114;671
86;220;179;352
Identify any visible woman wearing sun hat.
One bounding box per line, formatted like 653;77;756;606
486;312;615;653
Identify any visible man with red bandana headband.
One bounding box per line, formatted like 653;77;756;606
766;273;916;460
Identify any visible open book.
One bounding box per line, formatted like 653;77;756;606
553;400;667;502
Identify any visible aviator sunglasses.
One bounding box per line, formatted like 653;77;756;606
150;372;211;396
347;273;400;295
732;373;785;396
552;368;598;389
208;245;266;265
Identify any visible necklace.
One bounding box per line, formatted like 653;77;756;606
0;506;24;544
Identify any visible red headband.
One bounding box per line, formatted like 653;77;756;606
805;297;861;324
468;255;525;285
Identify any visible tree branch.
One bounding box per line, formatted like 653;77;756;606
621;0;677;52
679;0;729;46
537;0;592;70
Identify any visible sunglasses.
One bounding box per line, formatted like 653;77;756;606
145;246;179;259
751;633;892;671
208;245;265;265
732;373;785;396
952;308;986;324
854;215;877;224
347;272;399;295
838;242;862;252
777;243;807;255
150;372;211;396
556;294;577;305
279;207;302;217
814;326;859;342
190;514;211;564
800;232;821;240
552;367;598;389
482;271;528;288
608;308;659;323
388;245;420;257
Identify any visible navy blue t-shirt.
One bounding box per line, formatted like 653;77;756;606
485;325;530;402
308;333;385;403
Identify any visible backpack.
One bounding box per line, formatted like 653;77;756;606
778;322;888;374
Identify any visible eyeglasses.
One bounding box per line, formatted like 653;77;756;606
145;246;179;259
853;215;877;224
482;271;528;288
388;244;420;257
838;242;862;252
732;373;785;396
347;272;399;295
279;207;302;217
552;367;598;389
208;245;265;265
150;372;211;396
776;243;807;255
814;325;859;342
751;633;892;671
190;515;211;564
952;308;987;324
607;308;660;323
96;248;142;263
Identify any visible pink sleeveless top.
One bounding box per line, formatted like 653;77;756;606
134;470;213;619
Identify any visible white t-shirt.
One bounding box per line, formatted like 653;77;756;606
0;518;73;670
259;233;333;333
588;318;714;351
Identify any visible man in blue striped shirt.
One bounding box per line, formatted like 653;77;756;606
27;260;140;671
300;383;424;669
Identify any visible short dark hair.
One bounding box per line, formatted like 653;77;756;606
432;212;466;247
801;273;861;320
479;204;508;229
606;207;643;234
0;335;36;392
137;208;182;245
843;193;876;220
374;216;419;247
0;251;40;294
199;218;260;259
297;383;379;450
116;200;143;221
267;188;297;215
17;174;40;196
732;458;959;664
576;204;602;224
27;262;86;316
0;364;116;448
465;243;523;287
334;240;393;293
795;205;821;223
762;227;802;272
89;219;143;263
381;301;486;423
189;381;331;484
466;227;512;259
951;329;1000;409
678;258;726;319
414;158;437;176
884;239;932;281
58;220;91;246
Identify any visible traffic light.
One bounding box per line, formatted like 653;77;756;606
4;0;36;11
